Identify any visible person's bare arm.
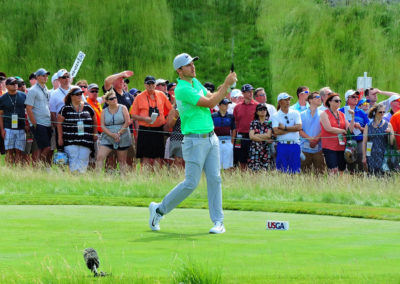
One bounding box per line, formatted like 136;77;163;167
196;72;237;108
0;110;5;139
104;71;133;91
119;106;131;135
320;112;346;134
372;88;400;97
166;108;179;128
26;105;37;127
57;115;65;146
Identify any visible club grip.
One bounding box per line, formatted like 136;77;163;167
230;63;234;72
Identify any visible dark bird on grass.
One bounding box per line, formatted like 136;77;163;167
83;248;109;277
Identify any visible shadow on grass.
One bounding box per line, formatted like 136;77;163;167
132;231;209;243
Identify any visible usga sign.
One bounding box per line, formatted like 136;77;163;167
266;221;289;231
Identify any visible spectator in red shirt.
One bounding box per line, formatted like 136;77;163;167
233;84;258;168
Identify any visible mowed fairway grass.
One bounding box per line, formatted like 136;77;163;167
0;205;399;283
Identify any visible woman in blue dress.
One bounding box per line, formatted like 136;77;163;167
362;104;395;175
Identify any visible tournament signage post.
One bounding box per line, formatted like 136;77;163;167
70;51;86;78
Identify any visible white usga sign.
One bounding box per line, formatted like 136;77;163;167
357;72;372;90
70;51;86;78
266;220;289;230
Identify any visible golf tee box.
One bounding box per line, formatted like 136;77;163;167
266;221;289;230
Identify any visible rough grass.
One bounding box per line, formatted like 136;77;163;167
0;164;399;220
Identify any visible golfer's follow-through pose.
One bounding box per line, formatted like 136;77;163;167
149;53;237;234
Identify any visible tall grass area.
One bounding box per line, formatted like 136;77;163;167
257;0;400;98
3;1;400;103
0;0;175;88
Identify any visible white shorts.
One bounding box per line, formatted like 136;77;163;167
219;139;233;169
64;145;91;173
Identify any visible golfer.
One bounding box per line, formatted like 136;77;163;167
149;53;237;234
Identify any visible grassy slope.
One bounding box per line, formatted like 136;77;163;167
0;206;399;283
2;1;400;103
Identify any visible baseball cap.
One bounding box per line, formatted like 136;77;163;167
241;84;254;92
56;69;69;78
69;86;83;95
277;92;292;102
344;89;360;101
16;77;25;87
29;73;36;80
129;88;139;96
5;77;17;85
167;82;176;91
204;82;215;93
357;98;368;107
230;89;243;98
88;83;99;91
388;94;400;105
35;68;50;76
156;78;169;85
51;73;59;83
256;103;268;111
219;98;232;105
173;53;199;70
144;75;156;84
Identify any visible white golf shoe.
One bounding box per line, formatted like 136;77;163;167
149;202;163;231
209;221;225;234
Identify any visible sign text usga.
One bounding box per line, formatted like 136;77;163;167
266;221;289;230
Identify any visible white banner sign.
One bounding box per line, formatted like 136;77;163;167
357;72;372;90
70;51;86;78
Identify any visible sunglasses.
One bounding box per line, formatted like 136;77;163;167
79;85;88;89
146;81;155;85
60;76;70;79
377;111;385;114
90;90;98;93
107;96;117;101
349;95;358;99
256;94;266;97
157;83;166;86
257;108;267;111
300;91;309;94
313;95;321;99
71;92;83;96
333;99;341;103
284;115;290;124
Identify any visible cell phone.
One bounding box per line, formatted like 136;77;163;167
150;112;159;124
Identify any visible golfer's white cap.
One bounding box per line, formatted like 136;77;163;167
173;53;199;70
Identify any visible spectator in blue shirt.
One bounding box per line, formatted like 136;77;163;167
299;92;325;173
290;86;310;112
339;90;369;172
212;99;235;169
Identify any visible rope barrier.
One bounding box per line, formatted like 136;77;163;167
0;113;400;141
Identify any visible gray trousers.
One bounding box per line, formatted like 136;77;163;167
159;134;224;223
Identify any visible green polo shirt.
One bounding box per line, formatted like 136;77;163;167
175;78;214;134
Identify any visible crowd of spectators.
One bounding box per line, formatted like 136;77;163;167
0;68;400;175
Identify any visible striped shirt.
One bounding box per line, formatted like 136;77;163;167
59;103;95;148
